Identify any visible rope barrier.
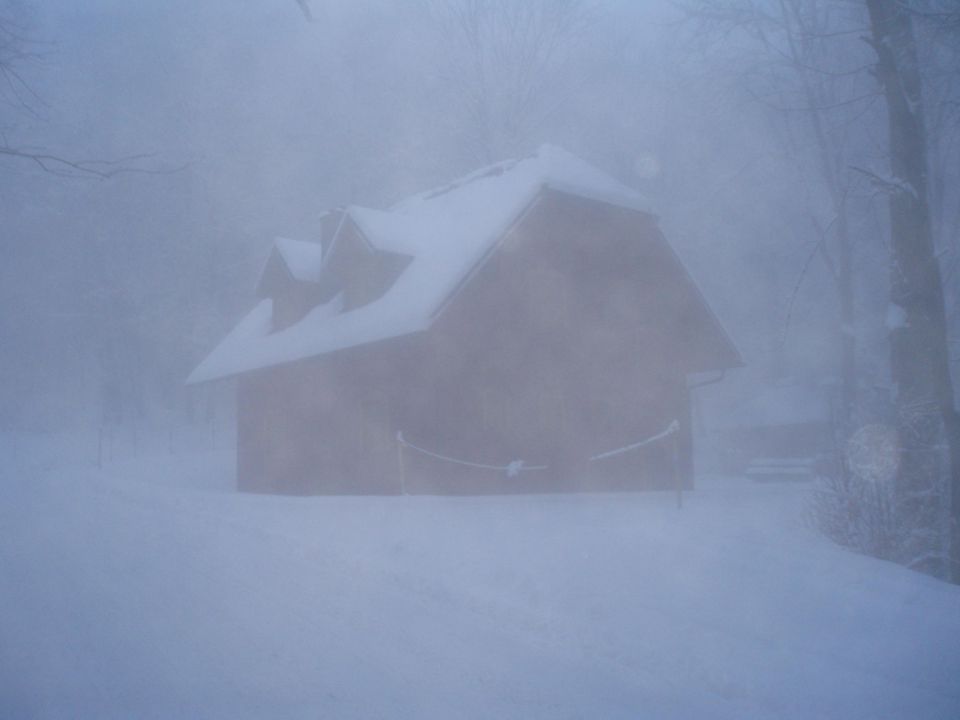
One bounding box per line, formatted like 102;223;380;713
396;432;548;477
396;419;679;477
588;420;679;462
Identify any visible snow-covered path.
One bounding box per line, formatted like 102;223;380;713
2;432;959;719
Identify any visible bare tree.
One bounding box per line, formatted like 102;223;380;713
687;0;960;579
683;0;878;439
421;0;595;162
863;0;960;580
0;2;167;178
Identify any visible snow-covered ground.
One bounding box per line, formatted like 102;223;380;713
2;431;960;719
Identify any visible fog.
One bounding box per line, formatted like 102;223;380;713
2;0;871;430
2;0;960;717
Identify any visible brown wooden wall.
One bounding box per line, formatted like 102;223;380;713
237;193;718;495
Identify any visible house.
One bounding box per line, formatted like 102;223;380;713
188;145;741;495
716;380;833;481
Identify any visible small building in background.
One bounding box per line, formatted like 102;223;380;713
716;381;833;481
188;146;741;494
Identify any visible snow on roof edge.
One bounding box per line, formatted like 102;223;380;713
543;180;651;215
187;146;659;384
187;300;274;385
651;225;744;370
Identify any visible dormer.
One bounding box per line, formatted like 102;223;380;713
256;238;324;297
255;210;412;333
255;237;334;332
326;235;408;312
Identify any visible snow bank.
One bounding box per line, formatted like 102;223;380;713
2;432;959;719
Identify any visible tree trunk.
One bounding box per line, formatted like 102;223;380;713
837;203;857;436
865;0;960;580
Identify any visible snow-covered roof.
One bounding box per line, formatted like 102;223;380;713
188;145;649;384
273;237;325;283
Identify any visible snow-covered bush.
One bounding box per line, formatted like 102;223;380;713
809;423;950;577
809;466;902;563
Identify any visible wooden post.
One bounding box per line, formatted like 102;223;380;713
672;425;682;509
397;431;407;495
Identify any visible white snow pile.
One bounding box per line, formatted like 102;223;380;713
273;237;325;283
3;431;960;719
188;145;650;384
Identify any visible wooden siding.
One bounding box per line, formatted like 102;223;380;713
236;192;710;494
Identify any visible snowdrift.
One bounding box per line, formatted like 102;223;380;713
2;432;959;719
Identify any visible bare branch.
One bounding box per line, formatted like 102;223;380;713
0;145;189;179
294;0;314;22
850;164;917;198
780;236;823;350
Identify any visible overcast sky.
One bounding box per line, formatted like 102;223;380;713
0;0;890;428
